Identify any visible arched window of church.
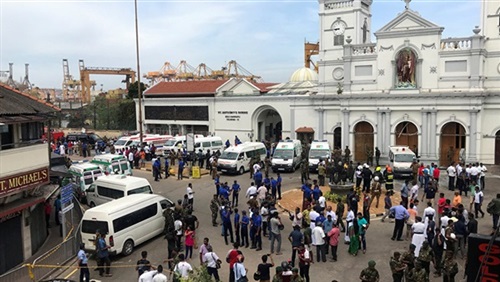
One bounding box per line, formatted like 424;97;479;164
395;48;417;89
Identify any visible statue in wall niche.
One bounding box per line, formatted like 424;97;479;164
396;48;417;89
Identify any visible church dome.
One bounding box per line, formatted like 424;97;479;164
289;67;318;82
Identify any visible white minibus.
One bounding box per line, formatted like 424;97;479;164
308;140;331;172
69;162;104;201
80;194;174;256
272;139;302;172
217;142;267;174
194;136;224;154
85;175;153;207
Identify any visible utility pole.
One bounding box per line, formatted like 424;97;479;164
134;0;143;145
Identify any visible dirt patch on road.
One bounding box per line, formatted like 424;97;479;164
278;185;402;218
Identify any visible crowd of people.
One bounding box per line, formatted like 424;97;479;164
67;140;500;282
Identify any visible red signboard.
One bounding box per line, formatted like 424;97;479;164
466;233;500;282
0;167;49;196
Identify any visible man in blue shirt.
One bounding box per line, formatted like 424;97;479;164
97;233;112;277
219;185;230;200
302;183;312;202
390;201;410;241
231;180;241;207
164;157;170;179
222;206;234;245
240;210;250;248
77;243;89;282
234;208;241;246
276;173;283;200
270;177;278;199
263;176;271;188
254;170;263;187
250;209;263;251
312;184;321;202
178;159;185;180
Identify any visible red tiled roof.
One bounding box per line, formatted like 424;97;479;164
145;80;229;96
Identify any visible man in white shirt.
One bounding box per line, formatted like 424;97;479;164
173;254;193;278
246;183;257;199
447;163;456;191
311;221;326;262
479;163;487;190
410;181;419;202
325;206;337;224
474;186;485;218
309;208;319;230
253;163;261;174
345;207;355;243
233;255;247;281
318;195;326;211
59;144;66;156
203;246;221;281
138;268;158;282
411;216;426;256
423;202;435;228
257;185;267;203
152;265;167;282
186;183;195;208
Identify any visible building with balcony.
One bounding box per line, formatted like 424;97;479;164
0;83;59;275
136;0;500;165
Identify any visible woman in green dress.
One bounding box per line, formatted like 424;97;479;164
348;218;360;256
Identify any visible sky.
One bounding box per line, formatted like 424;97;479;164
0;0;481;91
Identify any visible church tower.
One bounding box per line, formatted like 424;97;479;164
318;0;372;51
318;0;372;91
481;0;500;50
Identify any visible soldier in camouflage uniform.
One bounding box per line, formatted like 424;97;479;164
417;241;434;278
406;261;427;282
300;160;308;184
210;194;220;227
162;208;177;270
441;251;458;282
402;244;416;280
359;260;380;282
390;251;406;282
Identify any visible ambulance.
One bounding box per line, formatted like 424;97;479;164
308;140;331;172
388;146;416;178
272;139;302;172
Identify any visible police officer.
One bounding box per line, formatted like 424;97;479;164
359;260;379;282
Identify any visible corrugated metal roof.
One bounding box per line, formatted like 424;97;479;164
0;83;60;116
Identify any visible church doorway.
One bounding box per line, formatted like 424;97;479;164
439;122;466;166
395;121;419;155
255;107;282;143
495;130;500;165
354;122;374;163
333;127;342;149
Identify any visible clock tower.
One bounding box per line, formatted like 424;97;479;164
318;0;372;50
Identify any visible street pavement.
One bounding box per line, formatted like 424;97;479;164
55;159;498;282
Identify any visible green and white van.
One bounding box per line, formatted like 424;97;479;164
91;153;132;176
69;162;104;201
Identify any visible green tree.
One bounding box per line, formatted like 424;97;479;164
127;81;147;99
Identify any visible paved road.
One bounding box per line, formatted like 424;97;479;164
57;164;497;282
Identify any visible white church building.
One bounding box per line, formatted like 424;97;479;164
137;0;500;165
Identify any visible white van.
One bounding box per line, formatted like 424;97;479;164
194;136;224;154
308;140;331;172
85;175;153;207
162;134;205;156
91;153;132;176
272;139;302;172
217;142;267;174
113;136;132;152
80;194;174;256
388;146;416;178
69;163;104;201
